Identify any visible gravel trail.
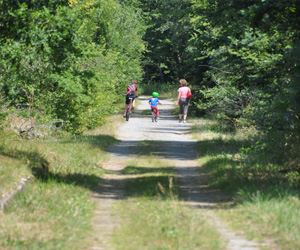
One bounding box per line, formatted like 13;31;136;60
90;96;263;250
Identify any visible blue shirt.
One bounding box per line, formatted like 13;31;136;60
149;97;160;107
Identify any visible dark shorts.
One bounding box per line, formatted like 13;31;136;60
126;96;135;104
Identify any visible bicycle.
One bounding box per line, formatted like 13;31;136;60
126;99;133;121
123;94;134;121
151;107;158;122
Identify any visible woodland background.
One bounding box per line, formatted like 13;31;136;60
1;0;299;170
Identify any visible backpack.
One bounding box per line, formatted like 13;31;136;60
187;88;192;100
127;84;136;95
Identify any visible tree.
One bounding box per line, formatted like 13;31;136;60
138;0;194;83
0;0;146;133
189;0;300;166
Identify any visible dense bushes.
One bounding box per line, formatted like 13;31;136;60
1;0;299;168
0;0;145;133
189;1;300;168
137;0;300;169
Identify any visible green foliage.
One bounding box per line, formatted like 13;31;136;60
188;0;300;168
139;82;178;96
0;0;146;133
138;0;195;84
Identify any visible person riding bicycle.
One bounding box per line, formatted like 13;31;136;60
123;80;138;118
149;92;161;119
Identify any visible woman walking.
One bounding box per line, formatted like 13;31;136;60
175;79;191;123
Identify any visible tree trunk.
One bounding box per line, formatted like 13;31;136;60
158;58;164;83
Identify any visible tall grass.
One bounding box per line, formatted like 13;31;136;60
218;193;300;249
192;118;300;249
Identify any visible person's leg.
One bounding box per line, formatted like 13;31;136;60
154;107;159;119
130;100;133;113
183;100;189;123
124;97;130;116
154;107;159;117
179;99;184;122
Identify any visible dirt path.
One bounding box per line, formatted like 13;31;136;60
90;97;262;250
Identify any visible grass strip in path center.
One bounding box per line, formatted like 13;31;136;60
110;153;225;250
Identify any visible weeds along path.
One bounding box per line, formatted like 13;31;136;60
90;96;261;250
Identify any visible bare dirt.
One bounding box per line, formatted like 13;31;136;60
89;97;265;250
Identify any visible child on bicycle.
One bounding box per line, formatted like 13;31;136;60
149;92;161;119
123;79;138;118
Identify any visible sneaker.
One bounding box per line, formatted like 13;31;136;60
123;114;126;118
179;119;182;123
157;117;160;120
183;120;186;124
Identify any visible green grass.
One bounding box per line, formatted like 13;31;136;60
1;181;94;250
218;194;300;249
191;118;300;249
0;115;122;249
141;109;151;116
131;140;167;157
112;155;225;250
122;157;176;198
113;199;224;250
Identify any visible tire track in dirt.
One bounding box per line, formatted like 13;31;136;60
90;96;264;250
89;142;130;250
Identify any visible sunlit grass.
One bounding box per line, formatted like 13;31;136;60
0;147;32;197
192;117;300;249
0;116;122;249
112;155;225;250
217;195;300;249
1;181;94;250
122;155;176;198
113;198;224;250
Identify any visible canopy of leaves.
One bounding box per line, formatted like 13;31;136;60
0;0;146;133
189;0;300;167
137;0;299;168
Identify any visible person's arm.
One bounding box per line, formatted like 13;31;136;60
175;92;181;105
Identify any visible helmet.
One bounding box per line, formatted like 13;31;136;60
152;92;159;97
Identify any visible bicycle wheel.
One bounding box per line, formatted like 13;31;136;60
154;111;157;122
126;105;130;121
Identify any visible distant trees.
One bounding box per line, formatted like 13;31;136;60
1;0;299;167
0;0;145;133
139;0;300;167
137;0;194;84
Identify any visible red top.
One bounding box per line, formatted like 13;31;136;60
127;84;137;95
178;86;190;98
